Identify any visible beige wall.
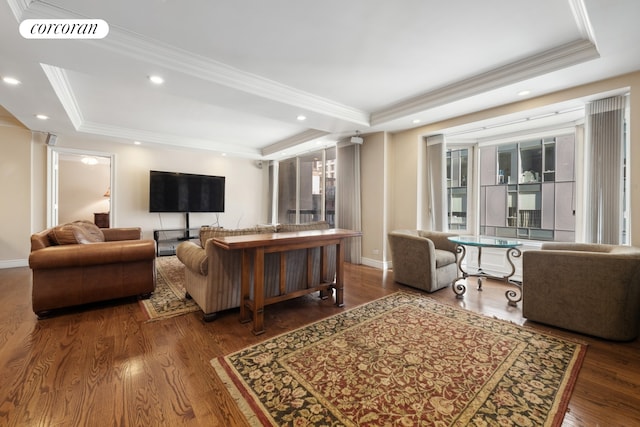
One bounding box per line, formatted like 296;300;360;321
360;132;388;268
58;156;110;224
383;71;640;253
3;132;269;267
0;117;32;266
41;136;270;239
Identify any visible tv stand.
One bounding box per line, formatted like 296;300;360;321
153;227;200;256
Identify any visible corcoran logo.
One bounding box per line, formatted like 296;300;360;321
19;19;109;39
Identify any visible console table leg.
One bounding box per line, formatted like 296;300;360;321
335;240;345;307
252;247;265;335
239;249;251;324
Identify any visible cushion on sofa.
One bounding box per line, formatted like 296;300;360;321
49;221;105;245
73;220;105;242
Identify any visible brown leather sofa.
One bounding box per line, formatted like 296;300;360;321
29;220;156;318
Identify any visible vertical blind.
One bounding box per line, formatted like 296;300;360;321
336;142;362;263
584;95;626;244
426;135;446;231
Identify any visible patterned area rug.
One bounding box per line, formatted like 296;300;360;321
139;256;200;321
212;292;586;426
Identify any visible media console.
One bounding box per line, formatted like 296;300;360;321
153;228;200;256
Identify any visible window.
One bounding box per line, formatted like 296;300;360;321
480;135;575;241
272;147;336;226
442;96;628;244
446;148;469;230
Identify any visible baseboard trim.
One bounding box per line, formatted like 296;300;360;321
360;257;391;270
0;259;29;269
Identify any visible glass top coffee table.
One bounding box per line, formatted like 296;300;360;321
447;236;523;306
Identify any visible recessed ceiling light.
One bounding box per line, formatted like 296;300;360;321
518;90;531;96
297;115;307;121
35;114;49;120
412;119;421;124
148;75;164;85
221;153;227;156
133;141;142;145
2;76;21;85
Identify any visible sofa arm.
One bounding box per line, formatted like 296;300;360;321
29;240;155;270
102;227;142;241
176;241;208;275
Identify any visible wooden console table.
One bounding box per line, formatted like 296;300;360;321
212;228;362;335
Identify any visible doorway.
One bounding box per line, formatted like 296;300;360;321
47;147;114;228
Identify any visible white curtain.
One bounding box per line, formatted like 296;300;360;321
336;141;362;263
425;135;446;231
584;95;626;244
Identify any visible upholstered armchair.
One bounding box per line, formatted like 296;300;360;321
523;242;640;341
387;230;459;293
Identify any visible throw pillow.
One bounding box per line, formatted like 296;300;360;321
49;224;92;245
73;220;105;242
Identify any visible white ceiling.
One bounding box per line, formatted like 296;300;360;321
1;0;639;159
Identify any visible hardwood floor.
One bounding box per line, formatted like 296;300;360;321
1;263;639;426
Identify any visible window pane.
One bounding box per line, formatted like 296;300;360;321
277;148;336;226
479;134;576;242
278;158;297;224
298;151;323;224
447;148;468;230
325;147;336;227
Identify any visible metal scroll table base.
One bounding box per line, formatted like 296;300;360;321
451;244;523;307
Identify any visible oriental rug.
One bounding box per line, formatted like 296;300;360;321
212;292;586;426
140;256;199;321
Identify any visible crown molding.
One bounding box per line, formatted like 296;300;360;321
262;129;330;156
100;30;370;127
18;2;370;128
6;0;31;20
40;64;83;129
79;121;262;158
371;39;599;126
569;0;598;45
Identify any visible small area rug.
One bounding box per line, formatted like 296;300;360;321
212;291;586;426
139;256;200;321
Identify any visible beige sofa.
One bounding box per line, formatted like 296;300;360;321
387;230;459;293
523;242;640;341
176;221;336;321
29;220;156;318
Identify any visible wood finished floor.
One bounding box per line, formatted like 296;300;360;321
1;263;639;426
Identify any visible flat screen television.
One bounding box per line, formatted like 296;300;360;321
149;170;225;213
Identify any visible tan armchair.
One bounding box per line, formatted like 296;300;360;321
523;242;640;341
388;230;458;293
